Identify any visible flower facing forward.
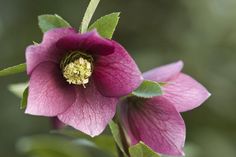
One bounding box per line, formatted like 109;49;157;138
25;28;142;137
120;61;210;156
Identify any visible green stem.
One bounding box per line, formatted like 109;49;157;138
80;0;100;33
0;63;26;77
116;144;125;157
110;115;130;157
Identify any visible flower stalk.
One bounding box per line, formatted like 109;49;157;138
80;0;101;33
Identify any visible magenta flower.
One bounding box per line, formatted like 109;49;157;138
120;61;210;156
25;28;142;137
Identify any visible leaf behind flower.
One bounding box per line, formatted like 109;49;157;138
132;80;163;98
129;142;161;157
38;14;71;33
89;12;120;39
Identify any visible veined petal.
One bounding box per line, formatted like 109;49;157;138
26;28;77;75
143;61;183;82
25;62;76;116
58;80;118;137
93;41;143;97
162;73;211;112
56;30;114;56
120;97;186;156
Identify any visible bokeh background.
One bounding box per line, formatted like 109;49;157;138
0;0;235;157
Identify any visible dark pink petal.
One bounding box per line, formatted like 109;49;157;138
26;28;77;75
25;62;76;116
120;97;186;156
93;41;143;97
162;73;211;112
56;30;114;56
57;80;118;137
143;61;183;82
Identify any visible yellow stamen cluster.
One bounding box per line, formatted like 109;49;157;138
63;57;92;87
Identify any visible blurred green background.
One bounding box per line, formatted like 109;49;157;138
0;0;235;157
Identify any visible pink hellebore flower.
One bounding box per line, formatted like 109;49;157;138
25;28;142;137
120;61;210;156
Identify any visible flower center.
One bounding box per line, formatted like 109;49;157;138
61;52;93;87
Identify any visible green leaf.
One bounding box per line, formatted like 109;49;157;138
0;63;26;77
33;41;39;45
20;87;28;109
109;121;128;157
38;14;71;33
8;83;28;109
52;128;117;157
80;0;101;33
16;135;90;157
89;12;120;39
92;135;117;156
8;82;28;98
132;80;163;98
129;142;161;157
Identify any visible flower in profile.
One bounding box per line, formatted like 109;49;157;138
25;28;143;137
120;61;211;156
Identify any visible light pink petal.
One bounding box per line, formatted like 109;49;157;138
26;28;77;75
56;30;114;56
58;80;118;137
120;97;186;156
162;73;211;112
93;41;143;97
25;62;76;116
143;61;183;82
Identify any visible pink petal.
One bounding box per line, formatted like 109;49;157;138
93;41;143;97
25;62;76;116
58;80;118;137
162;73;211;112
56;30;114;56
26;28;77;75
143;61;183;82
120;97;186;156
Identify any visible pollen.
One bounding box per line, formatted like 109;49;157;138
63;57;92;87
